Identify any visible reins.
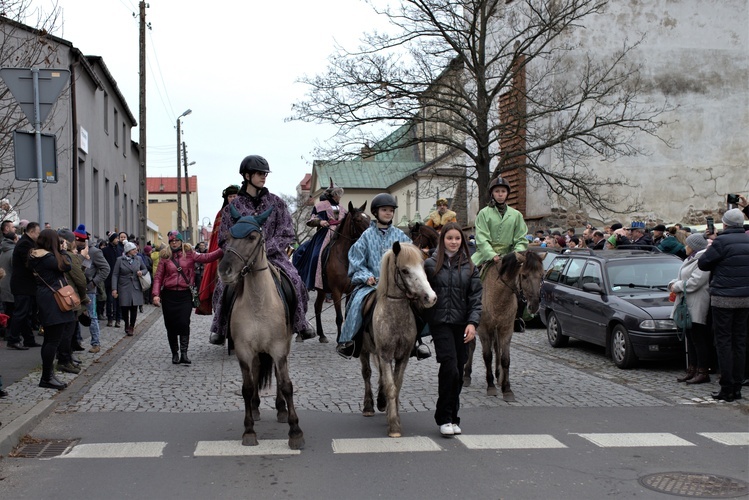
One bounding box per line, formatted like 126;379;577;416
225;234;268;278
494;261;527;305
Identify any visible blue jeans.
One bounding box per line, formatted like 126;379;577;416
87;293;101;346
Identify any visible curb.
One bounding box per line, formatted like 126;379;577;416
0;399;56;457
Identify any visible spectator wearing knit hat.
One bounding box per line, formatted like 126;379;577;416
697;208;749;401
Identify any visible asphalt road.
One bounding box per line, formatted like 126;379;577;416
0;301;746;499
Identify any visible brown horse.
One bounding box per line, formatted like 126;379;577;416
313;201;369;343
409;222;439;253
360;242;437;437
218;207;304;449
464;251;545;401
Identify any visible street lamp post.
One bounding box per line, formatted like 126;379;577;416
176;109;192;233
201;216;212;242
185;160;196;242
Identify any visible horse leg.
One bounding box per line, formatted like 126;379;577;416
314;290;326;343
500;331;515;402
333;290;344;343
361;352;375;417
274;365;289;423
274;356;304;450
463;338;476;387
379;356;401;438
483;332;498;397
251;357;262;421
238;358;258;446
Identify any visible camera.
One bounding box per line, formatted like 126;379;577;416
727;194;740;204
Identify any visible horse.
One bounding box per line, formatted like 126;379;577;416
360;242;437;437
312;201;369;343
464;251;545;402
409;222;439;254
218;206;304;449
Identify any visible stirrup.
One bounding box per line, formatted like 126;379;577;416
336;341;355;359
416;343;431;360
514;318;525;333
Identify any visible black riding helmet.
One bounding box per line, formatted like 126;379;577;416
239;155;271;175
371;193;398;225
487;176;512;196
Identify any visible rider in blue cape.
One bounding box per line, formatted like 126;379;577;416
210;155;315;344
337;193;420;359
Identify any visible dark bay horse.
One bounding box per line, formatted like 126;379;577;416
464;251;545;401
360;242;437;437
218;206;304;449
313;201;369;342
409;222;439;253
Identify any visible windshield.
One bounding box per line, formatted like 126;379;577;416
606;259;682;293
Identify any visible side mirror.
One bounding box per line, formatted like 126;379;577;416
582;282;604;294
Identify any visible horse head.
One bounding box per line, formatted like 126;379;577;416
515;250;546;314
410;223;439;253
218;207;274;285
382;241;437;308
343;201;370;238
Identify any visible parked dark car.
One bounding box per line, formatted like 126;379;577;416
538;250;683;368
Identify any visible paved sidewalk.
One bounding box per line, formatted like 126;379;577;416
0;306;161;455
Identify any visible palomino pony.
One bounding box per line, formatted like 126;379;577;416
360;242;437;437
464;251;545;402
313;201;369;343
218;206;304;449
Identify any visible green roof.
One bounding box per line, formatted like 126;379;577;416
314;160;424;189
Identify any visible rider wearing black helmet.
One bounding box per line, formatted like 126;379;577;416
335;192;427;359
471;175;529;331
210;155;315;343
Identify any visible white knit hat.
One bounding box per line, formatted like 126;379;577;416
123;241;137;253
722;208;745;228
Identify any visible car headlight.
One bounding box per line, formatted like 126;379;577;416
639;319;677;331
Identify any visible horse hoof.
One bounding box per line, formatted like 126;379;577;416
463;376;471;387
277;411;289;423
503;391;516;402
388;432;402;438
487;387;498;397
289;435;305;450
242;435;258;446
295;334;305;342
362;409;375;417
319;335;329;343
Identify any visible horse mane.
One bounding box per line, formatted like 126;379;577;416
377;243;422;298
499;250;544;278
523;251;544;274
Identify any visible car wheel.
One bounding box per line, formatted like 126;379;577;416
546;312;568;348
610;324;637;369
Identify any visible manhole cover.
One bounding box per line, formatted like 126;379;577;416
639;472;749;498
10;439;78;458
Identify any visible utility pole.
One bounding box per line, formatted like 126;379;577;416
176;121;182;233
138;1;148;246
182;141;193;242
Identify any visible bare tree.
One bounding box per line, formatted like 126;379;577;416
281;192;314;245
292;0;672;212
0;1;65;212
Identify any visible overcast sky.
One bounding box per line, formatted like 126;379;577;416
52;0;381;226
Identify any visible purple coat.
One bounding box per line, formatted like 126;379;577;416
211;188;309;336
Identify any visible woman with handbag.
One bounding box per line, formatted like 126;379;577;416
668;233;712;384
112;241;148;336
29;229;78;390
152;231;223;365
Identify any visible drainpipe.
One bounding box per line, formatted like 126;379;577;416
70;57;79;227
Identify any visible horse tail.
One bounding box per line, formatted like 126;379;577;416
257;352;274;390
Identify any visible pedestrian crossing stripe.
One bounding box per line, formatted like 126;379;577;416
51;432;748;458
456;434;567;450
332;436;442;454
59;442;167;459
194;440;301;456
576;433;696;448
698;432;749;446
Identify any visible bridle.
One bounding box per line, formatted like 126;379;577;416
388;258;419;300
495;262;527;305
224;232;268;278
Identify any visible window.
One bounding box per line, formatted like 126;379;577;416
545;257;569;283
103;92;109;133
114;109;119;146
122;122;127;156
580;261;603;289
560;258;585;287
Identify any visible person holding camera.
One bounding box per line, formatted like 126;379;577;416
697;208;749;402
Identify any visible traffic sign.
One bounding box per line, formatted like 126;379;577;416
13;130;57;183
0;67;70;124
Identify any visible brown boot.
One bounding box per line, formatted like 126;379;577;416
677;366;696;382
686;369;711;385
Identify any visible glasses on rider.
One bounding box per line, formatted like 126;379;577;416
254;171;270;178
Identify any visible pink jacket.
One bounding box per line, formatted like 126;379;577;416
153;248;223;297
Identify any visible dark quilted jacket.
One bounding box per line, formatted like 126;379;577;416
697;227;749;297
423;252;482;327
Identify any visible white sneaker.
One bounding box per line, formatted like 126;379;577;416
439;423;454;437
451;423;462;435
